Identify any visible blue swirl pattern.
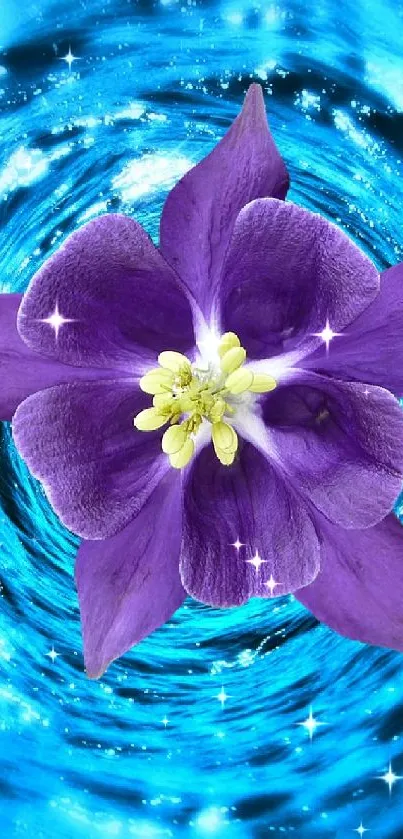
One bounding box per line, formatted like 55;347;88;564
1;0;403;836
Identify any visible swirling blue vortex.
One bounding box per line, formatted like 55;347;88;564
1;1;403;836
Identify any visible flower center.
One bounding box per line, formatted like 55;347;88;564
133;332;276;469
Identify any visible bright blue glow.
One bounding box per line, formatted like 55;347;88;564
0;0;403;837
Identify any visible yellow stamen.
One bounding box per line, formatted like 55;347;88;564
216;448;236;466
249;373;277;393
218;331;241;358
133;407;167;431
212;422;238;461
133;331;277;470
220;346;246;375
169;438;194;469
225;367;254;395
162;424;188;454
153;393;175;410
209;397;226;423
140;368;174;395
158;351;191;373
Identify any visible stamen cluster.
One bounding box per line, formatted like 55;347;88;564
133;332;276;469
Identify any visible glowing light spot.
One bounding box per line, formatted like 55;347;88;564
46;647;60;663
112;153;192;204
215;687;230;708
225;12;243;24
60;47;79;71
196;807;227;834
246;550;266;572
312;319;343;353
265;574;279;596
40;303;76;340
377;761;403;794
298;706;325;740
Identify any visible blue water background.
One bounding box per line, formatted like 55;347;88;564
1;0;403;836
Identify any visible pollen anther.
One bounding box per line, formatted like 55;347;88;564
134;332;277;469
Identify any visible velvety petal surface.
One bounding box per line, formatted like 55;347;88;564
0;294;121;421
262;373;403;528
180;441;320;606
12;380;169;539
18;214;195;373
296;513;403;652
220;198;380;360
159;84;289;316
75;471;184;679
304;263;403;397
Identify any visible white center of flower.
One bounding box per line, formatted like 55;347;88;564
133;331;276;469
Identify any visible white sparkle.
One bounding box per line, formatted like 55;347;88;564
215;687;230;708
354;823;370;837
298;706;324;740
265;574;279;596
60;47;79;71
246;550;267;572
40;303;76;339
46;647;60;663
312;318;343;353
377;761;403;794
231;538;244;551
161;716;170;727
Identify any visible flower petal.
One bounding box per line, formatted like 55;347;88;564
75;471;185;679
220;198;379;360
159;84;289;316
12;380;171;539
0;294;121;421
296;513;403;652
262;373;403;529
180;442;320;606
18;214;195;373
305;263;403;397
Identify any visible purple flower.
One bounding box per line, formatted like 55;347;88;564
2;84;403;679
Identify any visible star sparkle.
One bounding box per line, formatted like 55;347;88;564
40;302;76;340
246;550;266;572
312;318;343;353
46;647;60;663
60;47;79;71
377;761;403;794
161;716;170;727
231;538;244;551
265;574;279;596
298;706;324;740
354;823;369;837
215;687;230;708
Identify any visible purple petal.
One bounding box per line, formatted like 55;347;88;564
263;373;403;529
0;294;122;421
296;513;403;652
220;198;379;360
75;471;184;679
160;84;289;316
18;215;195;373
305;263;403;397
12;380;169;539
180;442;320;606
